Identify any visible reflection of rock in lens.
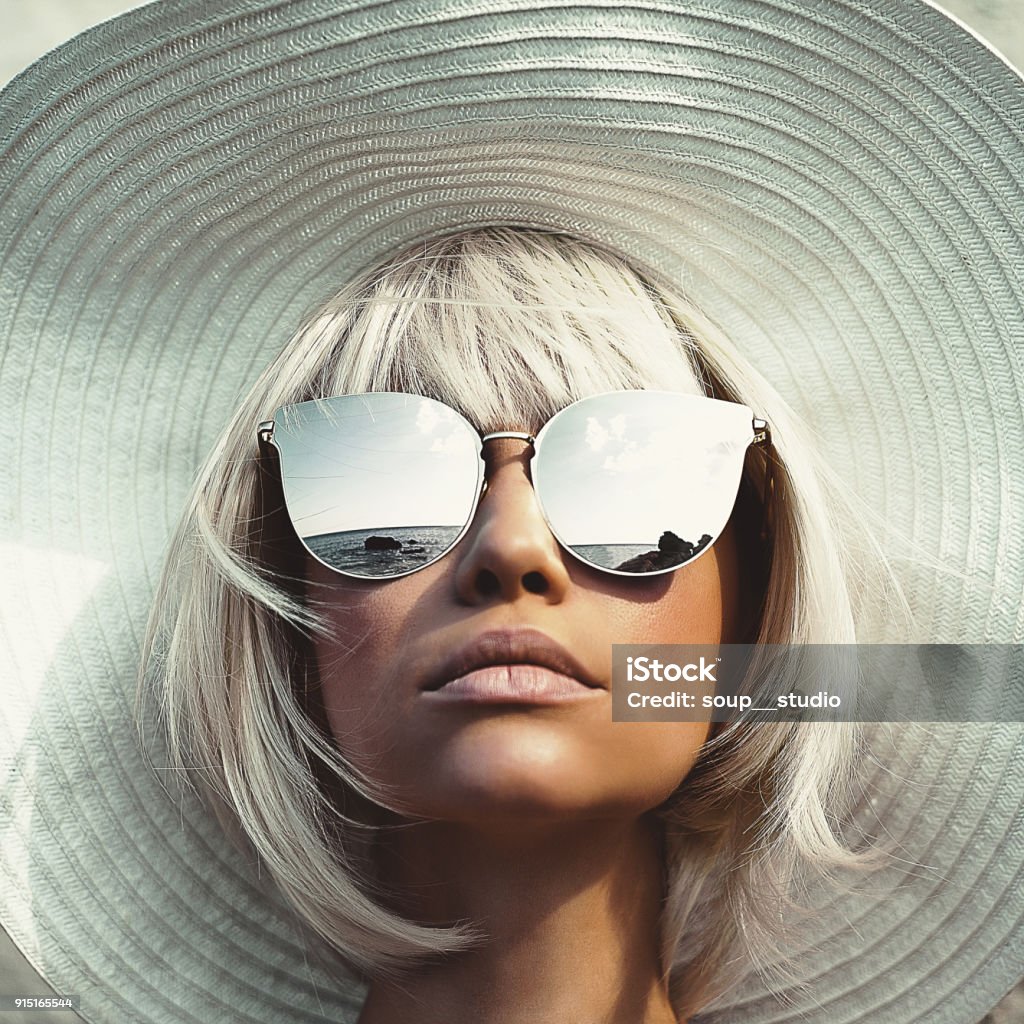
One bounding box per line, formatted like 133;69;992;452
615;531;713;572
364;535;402;550
658;531;689;554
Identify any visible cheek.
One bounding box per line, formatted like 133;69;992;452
303;562;431;774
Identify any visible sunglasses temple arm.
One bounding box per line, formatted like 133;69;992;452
751;417;775;547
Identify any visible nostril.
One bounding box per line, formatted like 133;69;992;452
475;569;501;597
523;571;549;595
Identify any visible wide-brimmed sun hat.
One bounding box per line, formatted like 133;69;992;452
1;1;1022;1022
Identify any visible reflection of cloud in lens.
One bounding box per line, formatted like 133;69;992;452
585;414;627;452
430;429;468;454
416;400;441;435
585;417;608;452
602;443;647;473
600;428;672;474
699;441;740;485
597;430;744;479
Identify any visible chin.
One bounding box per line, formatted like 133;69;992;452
426;728;592;817
387;720;692;822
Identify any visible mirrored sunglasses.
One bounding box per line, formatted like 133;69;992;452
258;390;771;580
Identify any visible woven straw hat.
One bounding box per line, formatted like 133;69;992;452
1;1;1022;1021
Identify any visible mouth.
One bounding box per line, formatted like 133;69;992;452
422;628;604;704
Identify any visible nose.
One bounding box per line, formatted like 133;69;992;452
453;437;571;604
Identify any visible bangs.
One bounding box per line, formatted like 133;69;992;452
312;228;709;434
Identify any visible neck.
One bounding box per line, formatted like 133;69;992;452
356;816;681;1024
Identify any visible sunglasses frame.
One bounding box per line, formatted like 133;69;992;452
258;390;772;581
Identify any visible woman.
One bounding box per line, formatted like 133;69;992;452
150;227;889;1021
1;2;1021;1022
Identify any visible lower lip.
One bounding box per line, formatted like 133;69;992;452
424;665;604;704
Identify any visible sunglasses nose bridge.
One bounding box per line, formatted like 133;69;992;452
478;431;538;484
480;430;536;447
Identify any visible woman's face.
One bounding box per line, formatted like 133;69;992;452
306;434;751;823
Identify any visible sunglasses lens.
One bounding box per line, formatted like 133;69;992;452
271;394;482;578
532;392;754;574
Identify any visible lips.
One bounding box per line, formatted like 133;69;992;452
422;628;603;701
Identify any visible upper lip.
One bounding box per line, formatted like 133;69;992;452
423;628;602;691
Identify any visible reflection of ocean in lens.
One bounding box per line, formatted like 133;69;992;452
306;525;462;576
573;544;661;571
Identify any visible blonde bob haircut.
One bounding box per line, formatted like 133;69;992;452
144;227;904;1016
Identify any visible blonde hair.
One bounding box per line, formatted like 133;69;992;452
142;227;905;1015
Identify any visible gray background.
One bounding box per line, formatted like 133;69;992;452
1;0;1022;1021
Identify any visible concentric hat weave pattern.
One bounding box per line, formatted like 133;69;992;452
1;1;1022;1021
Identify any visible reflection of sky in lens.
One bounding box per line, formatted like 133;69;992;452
274;395;481;537
275;391;753;548
534;393;753;546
